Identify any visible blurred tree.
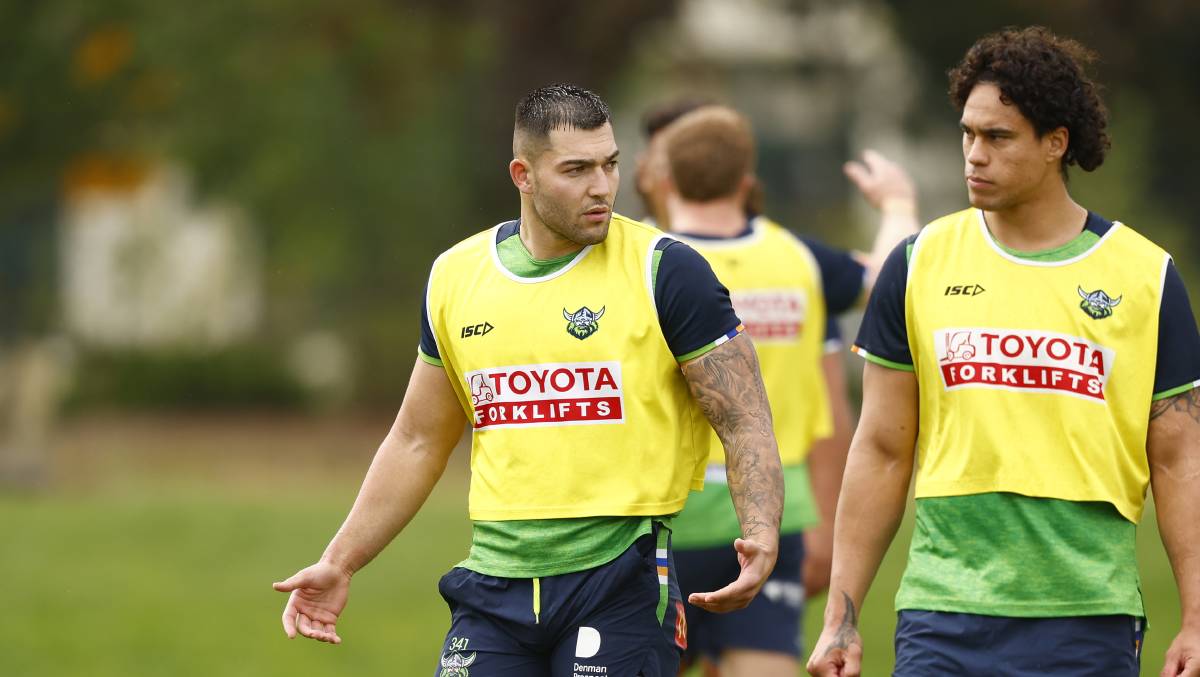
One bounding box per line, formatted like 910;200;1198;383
0;0;678;405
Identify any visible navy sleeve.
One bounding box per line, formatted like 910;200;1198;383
824;315;843;353
853;235;915;369
418;282;443;365
654;240;742;359
1153;260;1200;397
800;236;867;316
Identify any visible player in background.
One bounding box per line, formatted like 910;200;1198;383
636;101;918;609
807;26;1200;677
273;84;786;676
649;105;918;676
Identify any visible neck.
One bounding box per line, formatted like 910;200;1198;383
518;200;584;260
666;194;747;237
983;180;1087;251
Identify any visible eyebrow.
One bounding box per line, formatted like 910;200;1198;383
960;121;1015;137
558;149;620;169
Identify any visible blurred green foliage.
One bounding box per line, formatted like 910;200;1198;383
1;0;678;405
63;346;305;411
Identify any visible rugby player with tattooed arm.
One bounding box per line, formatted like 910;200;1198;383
274;84;784;677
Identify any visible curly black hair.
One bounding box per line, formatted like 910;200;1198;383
948;26;1110;172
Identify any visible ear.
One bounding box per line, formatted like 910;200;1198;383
510;158;534;195
1045;126;1069;164
735;173;756;201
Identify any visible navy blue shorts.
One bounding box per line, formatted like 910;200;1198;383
675;532;805;661
433;522;687;676
894;610;1145;676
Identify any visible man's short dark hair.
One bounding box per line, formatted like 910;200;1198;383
948;26;1110;172
514;84;610;155
641;98;714;139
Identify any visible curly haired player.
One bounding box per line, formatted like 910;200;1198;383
808;26;1200;677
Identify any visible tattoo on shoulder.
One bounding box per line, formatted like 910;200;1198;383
1150;388;1200;423
681;335;783;537
824;592;860;656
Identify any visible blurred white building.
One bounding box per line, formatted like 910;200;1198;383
60;166;262;350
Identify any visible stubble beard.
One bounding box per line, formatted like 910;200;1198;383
531;192;611;247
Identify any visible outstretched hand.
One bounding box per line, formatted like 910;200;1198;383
273;561;352;644
844;149;916;212
687;537;776;613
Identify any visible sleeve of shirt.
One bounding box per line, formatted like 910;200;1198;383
654;240;743;361
418;280;443;367
1152;259;1200;399
852;235;915;371
824;315;843;354
800;236;867;316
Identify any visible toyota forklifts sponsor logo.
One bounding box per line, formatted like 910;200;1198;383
466;361;624;429
729;289;806;341
935;328;1115;401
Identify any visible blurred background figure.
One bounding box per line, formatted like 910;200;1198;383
4;1;1199;675
646;103;916;676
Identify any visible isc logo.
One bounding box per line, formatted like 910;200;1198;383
945;284;985;297
461;322;495;338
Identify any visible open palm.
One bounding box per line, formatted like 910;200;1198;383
273;561;352;644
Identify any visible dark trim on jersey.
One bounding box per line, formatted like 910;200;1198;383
653;240;742;358
853;233;917;368
825;315;842;346
1154;260;1200;396
496;219;520;244
798;235;866;316
418;224;741;362
419;279;440;363
1082;211;1114;238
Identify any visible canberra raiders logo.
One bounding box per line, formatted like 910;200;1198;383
1077;286;1122;319
563;306;605;340
438;651;476;677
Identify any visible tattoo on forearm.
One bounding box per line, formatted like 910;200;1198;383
681;335;783;538
1150;388;1200;422
824;592;859;657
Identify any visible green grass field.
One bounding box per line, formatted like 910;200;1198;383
2;414;1184;675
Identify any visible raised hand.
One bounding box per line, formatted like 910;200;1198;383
843;149;916;212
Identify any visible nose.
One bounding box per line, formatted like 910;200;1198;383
965;137;988;167
586;167;611;198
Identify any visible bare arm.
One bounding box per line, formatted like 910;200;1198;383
807;362;918;676
273;359;465;643
681;333;784;612
1148;388;1200;677
844;150;920;296
803;350;856;598
321;360;466;573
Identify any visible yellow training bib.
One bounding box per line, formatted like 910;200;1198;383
674;217;831;466
907;209;1167;522
425;214;709;520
